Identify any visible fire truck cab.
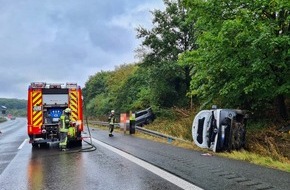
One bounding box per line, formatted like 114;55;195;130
27;82;84;147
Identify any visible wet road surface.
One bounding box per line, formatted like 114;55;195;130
0;118;190;190
1;118;290;190
91;127;290;190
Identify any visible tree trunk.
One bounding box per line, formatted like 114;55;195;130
276;95;288;120
184;65;191;91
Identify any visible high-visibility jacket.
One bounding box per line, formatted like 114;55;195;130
60;114;70;132
130;113;136;121
108;114;115;125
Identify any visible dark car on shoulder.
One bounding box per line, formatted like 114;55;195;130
135;107;156;127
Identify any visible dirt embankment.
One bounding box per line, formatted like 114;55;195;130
146;107;290;163
247;126;290;162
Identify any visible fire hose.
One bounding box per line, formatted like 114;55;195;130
78;115;97;152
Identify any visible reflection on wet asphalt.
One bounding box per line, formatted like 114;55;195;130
0;138;182;190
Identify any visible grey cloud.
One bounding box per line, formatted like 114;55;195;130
0;0;164;99
89;25;133;53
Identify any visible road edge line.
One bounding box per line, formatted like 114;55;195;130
92;138;203;190
18;139;27;150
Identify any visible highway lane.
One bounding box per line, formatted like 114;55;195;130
0;118;194;190
0;118;27;175
90;127;290;190
1;118;290;190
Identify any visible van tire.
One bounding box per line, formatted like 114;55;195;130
146;118;152;124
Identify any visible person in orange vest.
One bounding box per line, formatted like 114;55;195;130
108;110;116;137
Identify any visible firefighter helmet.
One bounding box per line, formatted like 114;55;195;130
64;108;71;114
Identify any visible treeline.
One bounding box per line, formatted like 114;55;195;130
0;98;27;117
83;0;290;121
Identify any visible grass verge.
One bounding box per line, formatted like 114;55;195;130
0;117;7;123
89;122;290;173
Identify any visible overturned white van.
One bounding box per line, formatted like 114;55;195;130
192;108;248;152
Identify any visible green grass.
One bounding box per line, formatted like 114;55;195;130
136;129;290;173
0;117;7;123
220;150;290;173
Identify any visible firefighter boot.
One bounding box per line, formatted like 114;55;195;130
59;136;68;150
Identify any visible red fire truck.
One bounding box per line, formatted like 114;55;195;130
27;82;84;147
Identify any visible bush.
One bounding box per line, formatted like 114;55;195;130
0;117;7;123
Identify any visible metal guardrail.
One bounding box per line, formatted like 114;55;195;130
89;121;111;126
135;126;176;141
88;120;188;143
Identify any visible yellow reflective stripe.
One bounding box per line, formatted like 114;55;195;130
60;115;66;129
32;90;43;126
32;92;42;105
69;90;78;121
33;111;42;126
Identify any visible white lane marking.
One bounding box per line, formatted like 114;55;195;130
92;138;203;190
18;139;28;150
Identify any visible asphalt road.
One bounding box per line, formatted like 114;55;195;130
0;118;290;190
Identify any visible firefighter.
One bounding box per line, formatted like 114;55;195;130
129;111;136;134
59;108;71;150
108;110;116;137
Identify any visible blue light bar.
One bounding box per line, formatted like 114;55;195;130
49;109;63;118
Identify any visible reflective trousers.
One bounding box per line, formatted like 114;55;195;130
59;132;68;149
109;124;114;134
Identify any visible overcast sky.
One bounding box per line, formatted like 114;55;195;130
0;0;164;100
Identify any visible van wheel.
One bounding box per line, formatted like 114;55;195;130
146;118;152;124
230;122;243;150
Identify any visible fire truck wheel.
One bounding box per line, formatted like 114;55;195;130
78;140;83;146
32;143;39;148
40;143;49;148
75;140;82;147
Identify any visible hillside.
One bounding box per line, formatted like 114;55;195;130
0;98;27;117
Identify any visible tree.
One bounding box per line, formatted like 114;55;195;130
83;71;110;102
136;0;196;108
83;64;142;117
106;64;138;112
114;66;152;111
183;0;290;119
